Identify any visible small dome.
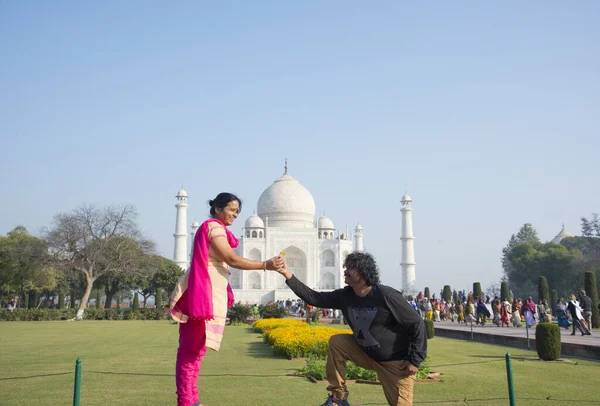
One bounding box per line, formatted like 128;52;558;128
551;224;573;244
355;223;363;230
401;192;412;202
191;220;200;228
245;211;265;228
318;216;335;229
177;188;187;198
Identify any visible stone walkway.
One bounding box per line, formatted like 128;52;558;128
434;319;599;345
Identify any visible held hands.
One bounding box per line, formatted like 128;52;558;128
265;256;293;280
265;256;286;272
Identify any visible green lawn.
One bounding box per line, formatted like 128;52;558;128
0;321;599;405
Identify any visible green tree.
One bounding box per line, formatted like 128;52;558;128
141;256;182;307
584;272;600;329
581;214;600;238
538;276;549;303
442;285;452;303
502;223;540;279
45;204;155;319
452;290;458;304
501;281;510;302
473;282;482;300
424;287;430;299
133;292;140;311
0;226;56;308
508;242;576;298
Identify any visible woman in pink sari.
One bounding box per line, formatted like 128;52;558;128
169;192;284;406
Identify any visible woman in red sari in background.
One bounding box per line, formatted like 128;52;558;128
169;192;284;406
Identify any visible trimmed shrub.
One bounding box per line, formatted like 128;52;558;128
132;293;140;311
95;289;102;308
584;271;600;329
538;276;549;303
265;325;351;358
227;302;253;323
473;282;482;300
452;290;458;304
0;309;76;321
259;303;289;319
501;282;510;302
424;287;430;299
535;322;561;361
551;290;558;315
424;319;434;339
155;289;162;308
442;285;452;303
252;318;307;334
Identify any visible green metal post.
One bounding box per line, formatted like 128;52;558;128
525;322;530;349
470;318;474;340
73;358;82;406
505;353;516;406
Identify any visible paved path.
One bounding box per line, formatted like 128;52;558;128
434;320;600;347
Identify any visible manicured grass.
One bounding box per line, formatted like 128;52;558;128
0;321;598;405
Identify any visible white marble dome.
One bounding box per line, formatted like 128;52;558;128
257;168;315;228
551;224;573;244
177;188;188;198
245;211;265;228
318;215;335;229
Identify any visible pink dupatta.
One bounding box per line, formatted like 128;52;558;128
173;218;237;322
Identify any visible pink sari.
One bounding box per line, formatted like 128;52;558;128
169;219;237;349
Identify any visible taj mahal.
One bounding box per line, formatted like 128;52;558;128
172;162;417;304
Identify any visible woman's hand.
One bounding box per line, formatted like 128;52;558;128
265;256;285;271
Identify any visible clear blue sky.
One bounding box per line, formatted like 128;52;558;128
1;2;598;295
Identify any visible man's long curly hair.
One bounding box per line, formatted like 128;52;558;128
343;251;380;286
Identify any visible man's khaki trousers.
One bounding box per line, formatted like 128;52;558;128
326;334;415;406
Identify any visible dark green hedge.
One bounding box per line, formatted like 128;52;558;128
424;319;435;339
0;308;169;321
535;322;561;361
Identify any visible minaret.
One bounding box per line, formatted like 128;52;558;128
400;192;416;295
173;187;189;270
190;220;200;259
354;223;364;251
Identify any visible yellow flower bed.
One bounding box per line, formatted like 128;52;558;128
252;318;307;334
266;325;353;358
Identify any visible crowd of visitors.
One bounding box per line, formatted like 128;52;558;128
405;289;594;336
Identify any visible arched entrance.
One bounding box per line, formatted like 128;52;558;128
280;245;307;288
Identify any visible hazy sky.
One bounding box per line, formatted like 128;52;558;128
1;2;598;295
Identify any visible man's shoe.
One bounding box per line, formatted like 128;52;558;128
320;394;350;406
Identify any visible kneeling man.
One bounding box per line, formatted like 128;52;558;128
275;252;427;406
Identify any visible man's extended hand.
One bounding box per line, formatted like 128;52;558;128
273;259;293;280
398;360;419;376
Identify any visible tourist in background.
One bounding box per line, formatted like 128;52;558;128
579;290;593;330
523;297;536;327
567;294;590;336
